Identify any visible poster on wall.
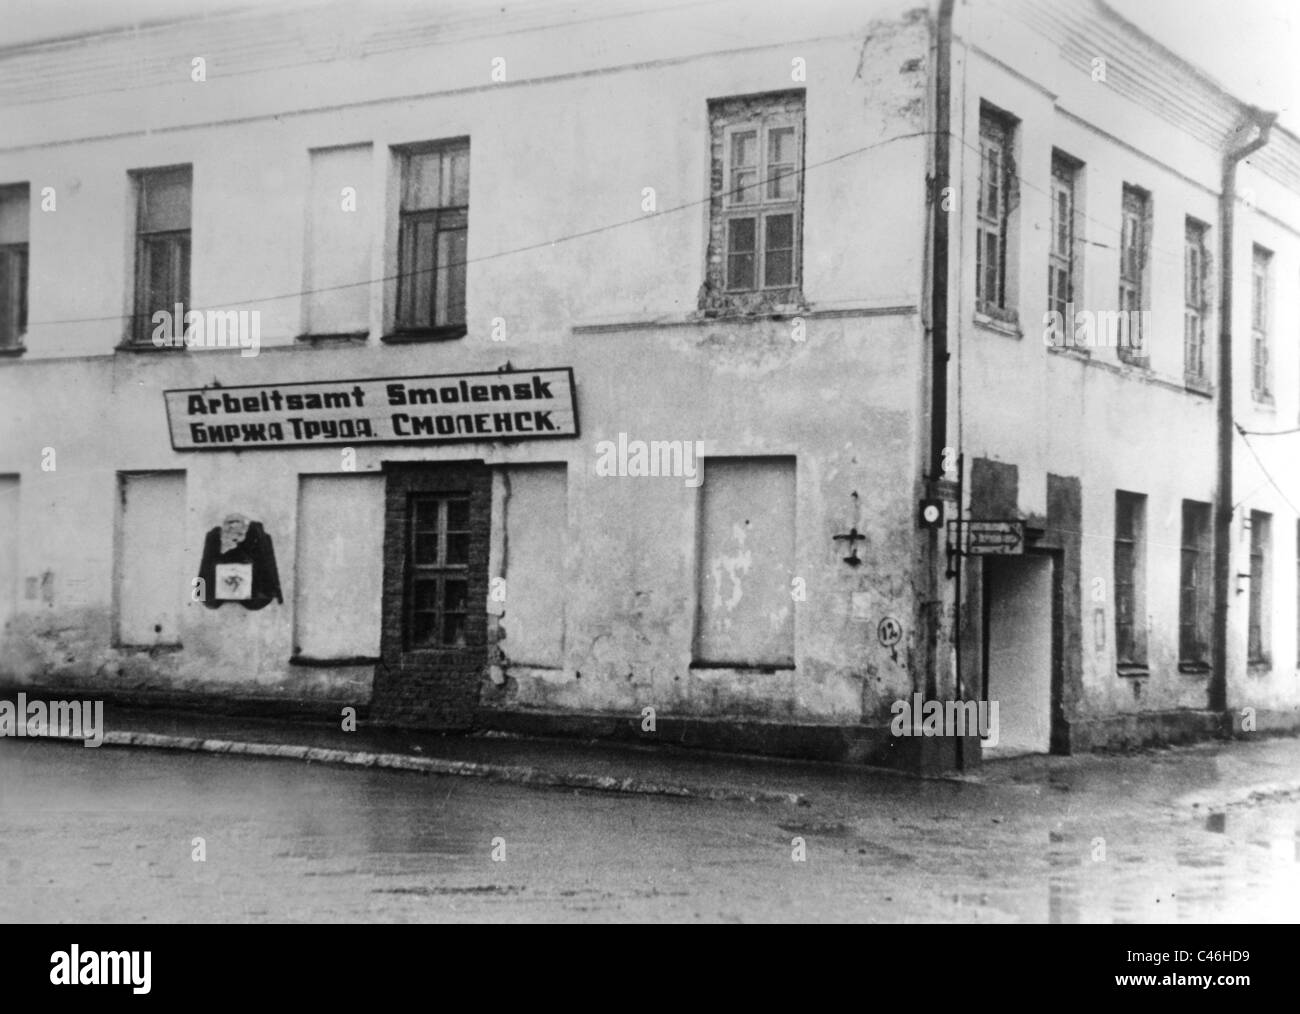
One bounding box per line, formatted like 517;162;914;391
197;514;283;610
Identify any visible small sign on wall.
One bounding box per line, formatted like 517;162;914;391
947;519;1025;556
214;563;252;600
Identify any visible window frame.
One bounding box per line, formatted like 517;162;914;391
1178;500;1212;669
0;242;27;350
130;165;192;348
404;492;473;651
392;140;470;340
1251;245;1272;402
1117;184;1150;365
1248;510;1271;665
0;182;30;351
1113;491;1147;670
700;90;806;316
1048;151;1079;324
1184;218;1210;385
719;117;803;294
975;108;1016;317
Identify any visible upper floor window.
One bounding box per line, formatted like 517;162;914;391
976;105;1018;320
131;166;191;346
0;183;29;351
700;90;805;315
394;140;468;338
1048;152;1079;323
1184;219;1210;385
1117;184;1150;365
1251;244;1272;402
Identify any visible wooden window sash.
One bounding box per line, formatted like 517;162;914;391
1251;250;1271;398
977;112;1013;311
133;229;190;344
395;144;470;332
405;494;472;649
1049;158;1075;319
0;243;27;346
1184;223;1209;381
720;115;802;293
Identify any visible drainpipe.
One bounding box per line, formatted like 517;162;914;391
1211;107;1275;714
924;0;957;755
929;0;954;488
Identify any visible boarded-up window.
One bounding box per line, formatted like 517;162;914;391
693;458;795;667
293;475;384;660
304;144;373;336
117;472;186;646
497;465;566;668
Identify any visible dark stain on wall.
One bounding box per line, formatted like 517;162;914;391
969;457;1019;517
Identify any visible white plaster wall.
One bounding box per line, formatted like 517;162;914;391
957;7;1300;726
0;1;936;723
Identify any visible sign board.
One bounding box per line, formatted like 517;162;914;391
948;519;1024;556
213;563;252;600
165;368;578;451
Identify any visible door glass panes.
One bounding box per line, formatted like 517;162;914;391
407;494;471;648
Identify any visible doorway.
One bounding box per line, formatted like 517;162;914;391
372;461;490;728
982;552;1056;755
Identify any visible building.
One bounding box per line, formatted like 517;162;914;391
0;0;1296;769
951;0;1300;753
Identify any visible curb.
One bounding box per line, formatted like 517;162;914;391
50;730;809;806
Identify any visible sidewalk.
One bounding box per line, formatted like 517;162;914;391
24;702;1300;816
76;706;887;805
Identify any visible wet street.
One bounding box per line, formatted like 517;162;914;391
1;737;1298;922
